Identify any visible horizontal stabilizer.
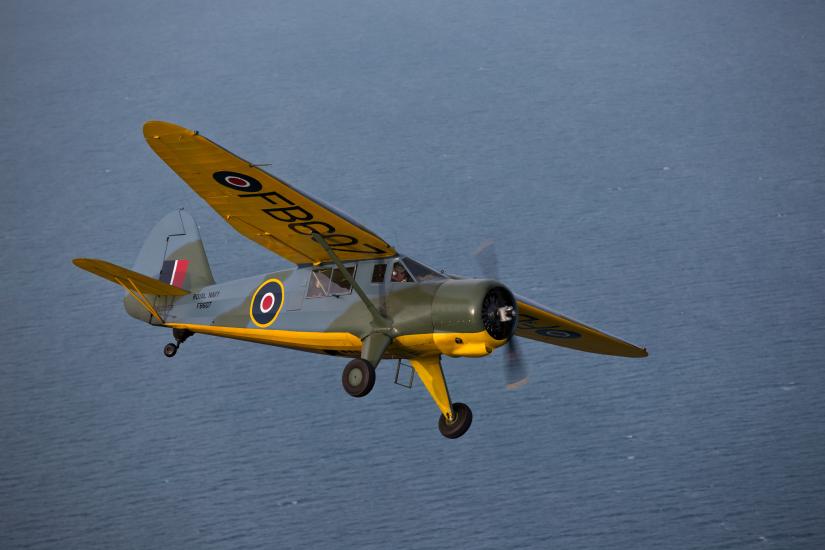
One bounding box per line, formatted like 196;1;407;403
73;258;189;296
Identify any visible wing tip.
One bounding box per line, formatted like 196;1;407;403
143;120;195;140
73;257;99;270
616;342;648;358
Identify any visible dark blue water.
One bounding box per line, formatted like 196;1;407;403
3;1;824;548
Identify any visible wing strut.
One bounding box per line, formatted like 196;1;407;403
312;233;391;331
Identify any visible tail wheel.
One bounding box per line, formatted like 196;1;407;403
342;359;376;397
164;329;191;358
438;402;473;439
163;343;178;358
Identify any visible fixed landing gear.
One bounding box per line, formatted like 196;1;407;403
341;349;473;437
407;357;474;439
342;358;376;397
163;328;193;358
438;402;473;439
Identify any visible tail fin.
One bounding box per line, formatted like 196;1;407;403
122;209;214;324
74;210;214;325
133;209;215;291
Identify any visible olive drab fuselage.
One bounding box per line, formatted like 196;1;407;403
126;257;517;360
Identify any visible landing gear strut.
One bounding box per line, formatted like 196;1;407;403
438;402;473;439
408;357;474;439
163;328;193;358
342;358;376;397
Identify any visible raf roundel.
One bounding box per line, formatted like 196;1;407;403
536;327;581;339
250;278;285;328
213;170;263;193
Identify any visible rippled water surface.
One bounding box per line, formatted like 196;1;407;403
3;1;824;549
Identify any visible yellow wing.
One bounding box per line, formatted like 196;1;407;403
516;296;648;358
143;121;396;264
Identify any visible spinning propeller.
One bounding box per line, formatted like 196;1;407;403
474;240;528;389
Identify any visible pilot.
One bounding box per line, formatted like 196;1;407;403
391;263;411;283
311;277;325;295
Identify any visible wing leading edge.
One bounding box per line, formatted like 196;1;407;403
515;295;648;358
143;121;396;265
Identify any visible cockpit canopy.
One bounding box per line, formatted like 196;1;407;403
391;257;445;283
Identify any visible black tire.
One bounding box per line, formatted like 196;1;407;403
438;402;473;439
163;343;178;358
342;359;376;397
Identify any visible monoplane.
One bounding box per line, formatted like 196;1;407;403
74;121;647;438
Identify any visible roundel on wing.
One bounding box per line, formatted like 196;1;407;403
536;327;581;339
250;279;285;328
213;170;263;193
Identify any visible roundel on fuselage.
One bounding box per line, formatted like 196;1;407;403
250;278;284;328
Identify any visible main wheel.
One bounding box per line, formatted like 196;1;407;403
342;359;376;397
163;343;178;358
438;402;473;439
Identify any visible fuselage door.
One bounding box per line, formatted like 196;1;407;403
284;268;310;311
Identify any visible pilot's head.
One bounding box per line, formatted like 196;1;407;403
391;265;408;282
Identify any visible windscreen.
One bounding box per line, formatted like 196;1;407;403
402;257;445;282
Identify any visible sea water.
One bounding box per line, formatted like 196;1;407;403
2;1;824;548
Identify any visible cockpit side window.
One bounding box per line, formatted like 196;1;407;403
329;266;355;295
390;260;413;283
307;268;332;297
306;265;356;297
371;264;387;283
402;257;445;282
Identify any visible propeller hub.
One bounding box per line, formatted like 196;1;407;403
481;287;517;341
497;305;515;322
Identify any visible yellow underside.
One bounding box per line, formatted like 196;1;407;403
164;323;503;358
165;323;504;421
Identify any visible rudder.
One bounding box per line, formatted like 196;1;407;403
133;209;215;291
125;209;215;323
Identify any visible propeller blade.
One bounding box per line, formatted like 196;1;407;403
474;240;528;389
505;337;528;390
474;239;499;280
